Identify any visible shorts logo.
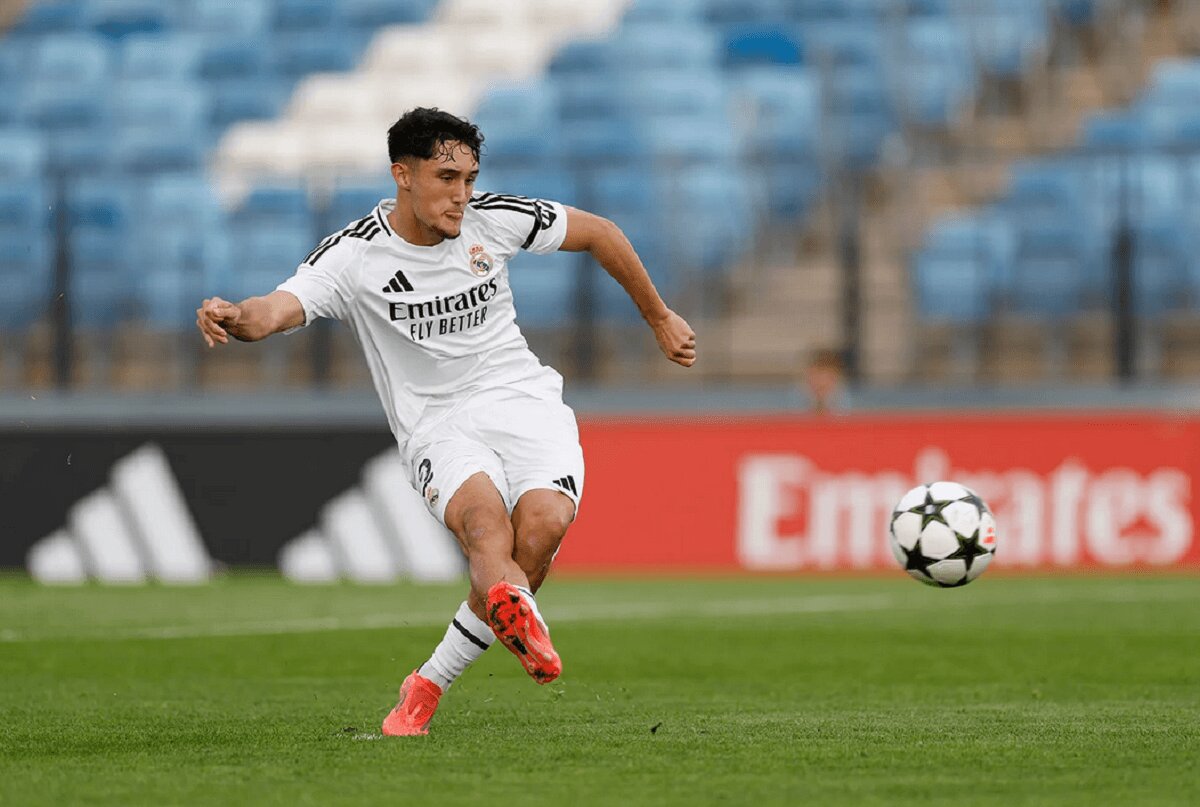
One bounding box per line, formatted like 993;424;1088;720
468;243;493;277
417;458;438;508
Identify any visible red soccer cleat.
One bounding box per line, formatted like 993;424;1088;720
486;581;562;684
381;670;443;736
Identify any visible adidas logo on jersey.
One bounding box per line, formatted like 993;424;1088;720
382;270;415;294
552;476;578;496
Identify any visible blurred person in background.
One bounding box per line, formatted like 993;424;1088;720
195;108;696;736
797;348;848;415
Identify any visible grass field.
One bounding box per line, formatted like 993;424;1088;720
1;574;1197;806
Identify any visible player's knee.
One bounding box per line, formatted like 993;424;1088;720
457;506;513;558
516;498;573;544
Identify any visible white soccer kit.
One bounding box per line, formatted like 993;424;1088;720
276;193;585;522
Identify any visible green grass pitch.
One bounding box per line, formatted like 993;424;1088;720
1;574;1197;806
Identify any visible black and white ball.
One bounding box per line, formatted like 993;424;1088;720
889;481;997;587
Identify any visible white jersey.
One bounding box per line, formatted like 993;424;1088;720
277;193;569;447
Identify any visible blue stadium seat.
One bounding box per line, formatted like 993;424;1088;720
704;0;791;27
1005;164;1087;225
547;39;616;76
272;35;361;80
1051;0;1102;27
611;24;719;71
112;80;211;172
624;0;705;24
68;225;136;327
733;67;819;159
478;120;563;166
1132;222;1190;315
963;0;1049;79
134;222;232;328
46;130;116;175
1145;60;1200;107
584;166;656;219
1082;111;1149;153
892;0;954;15
0;37;31;83
120;33;204;80
553;75;624;122
474;83;560;129
32;32;113;80
507;250;577;329
142;173;224;228
721;24;804;68
272;0;344;33
560;118;648;165
0;178;51;232
237;186;314;229
327;182;393;231
198;36;270;81
85;0;176;40
475;168;577;207
0;234;53;330
20;81;110;132
641;114;740;163
802;21;885;69
913;246;992;324
661;165;756;272
792;0;889;20
10;0;82;36
341;0;435;28
225;223;313;301
208;78;289;129
620;71;729;118
115;80;209;131
894;19;974;127
0;129;47;178
187;0;270;35
1009;223;1092;315
66;177;137;229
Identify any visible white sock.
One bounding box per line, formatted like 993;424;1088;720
514;584;549;633
418;601;494;690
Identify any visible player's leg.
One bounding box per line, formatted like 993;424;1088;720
480;390;584;683
442;470;530;617
384;444;516;735
511;488;576;594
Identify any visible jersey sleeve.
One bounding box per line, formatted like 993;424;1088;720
275;240;358;330
469;193;568;258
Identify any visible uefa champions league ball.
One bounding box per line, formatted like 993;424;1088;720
889;481;997;587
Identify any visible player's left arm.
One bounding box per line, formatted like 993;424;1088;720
558;207;696;367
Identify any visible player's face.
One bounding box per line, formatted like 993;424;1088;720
404;142;479;240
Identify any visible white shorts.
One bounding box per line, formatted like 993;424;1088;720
404;385;585;526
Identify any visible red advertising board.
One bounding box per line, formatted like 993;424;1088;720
559;413;1200;572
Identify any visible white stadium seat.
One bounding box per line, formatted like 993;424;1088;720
290;73;381;125
209;0;631;199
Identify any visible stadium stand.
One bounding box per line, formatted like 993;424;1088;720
0;0;1193;387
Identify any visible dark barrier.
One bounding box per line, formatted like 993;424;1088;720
0;427;392;567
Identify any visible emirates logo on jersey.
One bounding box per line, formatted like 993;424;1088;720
468;243;493;277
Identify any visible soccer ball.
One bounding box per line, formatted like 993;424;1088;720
889;481;997;587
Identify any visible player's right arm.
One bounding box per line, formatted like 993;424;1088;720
195;291;304;347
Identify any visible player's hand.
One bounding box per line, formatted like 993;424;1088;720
196;297;241;348
651;309;696;367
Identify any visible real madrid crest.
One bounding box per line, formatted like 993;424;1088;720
468;243;493;277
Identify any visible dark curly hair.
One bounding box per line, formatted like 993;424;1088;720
387;107;484;164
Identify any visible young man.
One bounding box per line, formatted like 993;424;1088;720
196;108;696;735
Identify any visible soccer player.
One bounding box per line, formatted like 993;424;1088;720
196;108;696;735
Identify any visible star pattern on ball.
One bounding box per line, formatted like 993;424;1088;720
899;543;936;579
947;528;989;572
960;491;991;515
904;489;952;531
